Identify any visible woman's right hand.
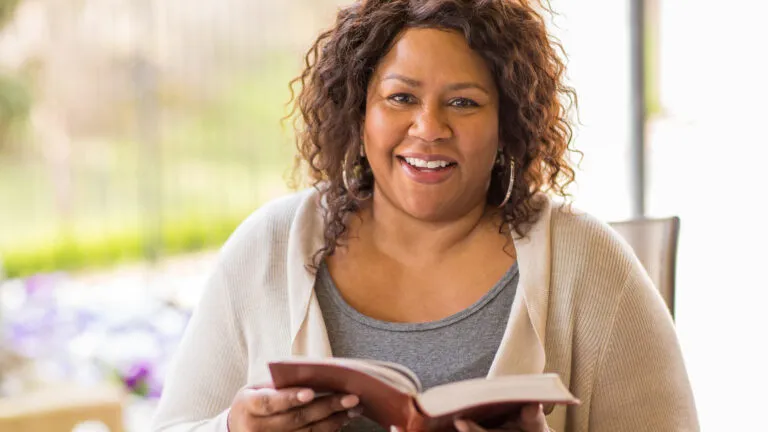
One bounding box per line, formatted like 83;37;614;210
228;386;363;432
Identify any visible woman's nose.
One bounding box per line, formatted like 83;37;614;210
408;107;452;143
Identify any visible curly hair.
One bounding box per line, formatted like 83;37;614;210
288;0;578;267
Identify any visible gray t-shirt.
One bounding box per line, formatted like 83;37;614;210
314;261;519;431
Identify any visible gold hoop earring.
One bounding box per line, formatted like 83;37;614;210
498;158;515;208
342;150;372;201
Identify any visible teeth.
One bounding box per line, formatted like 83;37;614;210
404;157;452;169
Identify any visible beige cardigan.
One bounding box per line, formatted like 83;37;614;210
151;188;699;431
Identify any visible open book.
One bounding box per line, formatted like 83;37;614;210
268;358;579;432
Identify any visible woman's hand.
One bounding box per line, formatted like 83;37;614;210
227;386;363;432
453;404;550;432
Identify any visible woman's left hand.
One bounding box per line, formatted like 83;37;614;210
453;404;550;432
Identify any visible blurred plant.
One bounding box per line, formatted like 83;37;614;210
1;272;192;399
0;0;31;151
0;76;29;137
1;213;244;279
0;0;21;28
110;360;163;398
0;73;31;150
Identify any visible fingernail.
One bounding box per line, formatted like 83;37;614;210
454;419;469;432
348;407;364;418
297;389;314;402
341;394;360;408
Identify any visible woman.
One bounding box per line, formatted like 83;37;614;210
152;0;698;431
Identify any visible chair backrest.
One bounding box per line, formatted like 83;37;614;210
608;216;680;319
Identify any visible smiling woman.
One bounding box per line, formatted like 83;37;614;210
151;1;698;432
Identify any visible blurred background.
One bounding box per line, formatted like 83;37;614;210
0;0;765;430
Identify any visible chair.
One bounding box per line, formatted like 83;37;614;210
608;216;680;319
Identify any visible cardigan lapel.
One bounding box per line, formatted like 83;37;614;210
292;293;334;358
287;189;333;358
487;196;553;377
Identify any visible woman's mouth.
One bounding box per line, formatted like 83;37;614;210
396;155;457;184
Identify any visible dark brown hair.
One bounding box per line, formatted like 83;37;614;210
288;0;577;266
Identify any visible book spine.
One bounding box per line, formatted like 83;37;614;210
405;398;430;432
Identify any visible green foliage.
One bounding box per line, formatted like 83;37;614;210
0;74;31;147
644;28;662;118
0;0;28;148
0;0;20;29
0;214;246;279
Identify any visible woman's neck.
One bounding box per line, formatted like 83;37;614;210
354;192;499;267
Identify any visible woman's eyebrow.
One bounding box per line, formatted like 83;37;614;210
445;82;490;95
382;73;421;87
381;73;490;95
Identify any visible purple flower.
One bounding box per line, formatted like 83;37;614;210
123;361;153;393
24;273;58;301
120;360;165;398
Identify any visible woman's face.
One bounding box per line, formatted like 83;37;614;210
364;27;499;222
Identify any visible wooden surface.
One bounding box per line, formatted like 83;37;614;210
0;383;125;432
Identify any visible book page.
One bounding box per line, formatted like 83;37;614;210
415;373;578;417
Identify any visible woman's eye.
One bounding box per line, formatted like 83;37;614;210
388;93;415;105
449;98;479;108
